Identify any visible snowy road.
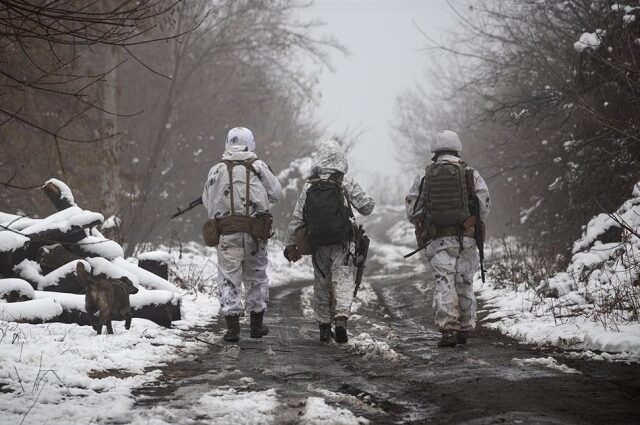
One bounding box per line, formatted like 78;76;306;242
125;272;640;425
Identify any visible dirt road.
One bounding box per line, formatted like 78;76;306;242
128;269;640;424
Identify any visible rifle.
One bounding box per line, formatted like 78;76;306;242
404;245;425;258
170;196;203;219
353;224;370;298
465;170;486;283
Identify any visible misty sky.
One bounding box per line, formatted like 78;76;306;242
301;0;458;184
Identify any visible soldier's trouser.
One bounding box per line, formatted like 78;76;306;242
428;244;479;332
312;244;354;324
216;232;269;316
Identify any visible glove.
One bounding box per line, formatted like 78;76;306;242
283;245;302;262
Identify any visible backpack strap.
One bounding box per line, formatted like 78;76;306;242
222;159;258;216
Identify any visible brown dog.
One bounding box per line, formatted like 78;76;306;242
76;263;139;335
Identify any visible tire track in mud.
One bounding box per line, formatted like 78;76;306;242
128;275;640;425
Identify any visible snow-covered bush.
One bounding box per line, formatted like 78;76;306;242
481;183;640;354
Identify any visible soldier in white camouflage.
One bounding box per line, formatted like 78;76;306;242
405;130;490;347
202;127;282;342
283;140;375;343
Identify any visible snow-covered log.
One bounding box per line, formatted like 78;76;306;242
34;289;181;328
41;179;76;211
137;251;172;280
1;179;182;328
0;298;63;323
0;206;103;276
13;259;89;293
0;278;35;302
112;257;179;293
38;245;82;274
72;229;124;260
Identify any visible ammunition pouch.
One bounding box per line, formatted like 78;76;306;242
202;213;273;247
415;218;475;247
294;225;312;256
203;219;220;247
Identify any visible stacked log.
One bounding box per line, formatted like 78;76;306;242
0;179;182;328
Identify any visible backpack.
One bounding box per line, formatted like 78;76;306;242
413;160;475;245
303;173;353;248
423;161;471;227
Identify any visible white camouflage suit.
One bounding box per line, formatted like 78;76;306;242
406;152;490;333
202;127;282;317
285;141;375;324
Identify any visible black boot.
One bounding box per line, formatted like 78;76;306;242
223;315;240;342
437;331;457;348
334;316;348;344
319;323;332;342
456;331;468;345
250;311;269;338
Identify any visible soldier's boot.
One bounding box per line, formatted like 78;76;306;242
437;331;457;348
334;316;348;344
250;311;269;338
319;323;332;342
223;315;240;342
456;331;468;345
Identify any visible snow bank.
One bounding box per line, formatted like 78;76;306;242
480;182;640;359
0;278;35;300
0;290;220;425
0;298;62;322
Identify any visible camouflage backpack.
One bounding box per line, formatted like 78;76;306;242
416;161;474;243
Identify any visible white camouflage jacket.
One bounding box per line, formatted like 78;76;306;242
284;141;375;246
202;146;282;219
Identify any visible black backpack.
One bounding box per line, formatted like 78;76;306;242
303;173;353;248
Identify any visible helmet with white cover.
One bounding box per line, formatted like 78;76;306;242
431;130;462;154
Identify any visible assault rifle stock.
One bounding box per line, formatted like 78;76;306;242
171;196;203;219
465;170;486;283
353;225;370;297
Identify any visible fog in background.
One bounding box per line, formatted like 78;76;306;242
300;0;457;198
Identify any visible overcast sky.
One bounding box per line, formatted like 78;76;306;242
300;0;458;185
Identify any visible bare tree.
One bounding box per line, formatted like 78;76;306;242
395;0;640;264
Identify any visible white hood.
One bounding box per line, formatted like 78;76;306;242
311;140;348;175
225;127;256;152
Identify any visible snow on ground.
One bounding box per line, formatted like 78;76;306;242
345;333;404;362
195;388;279;424
478;183;640;361
477;279;640;360
512;357;581;374
0;252;220;425
302;396;369;425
